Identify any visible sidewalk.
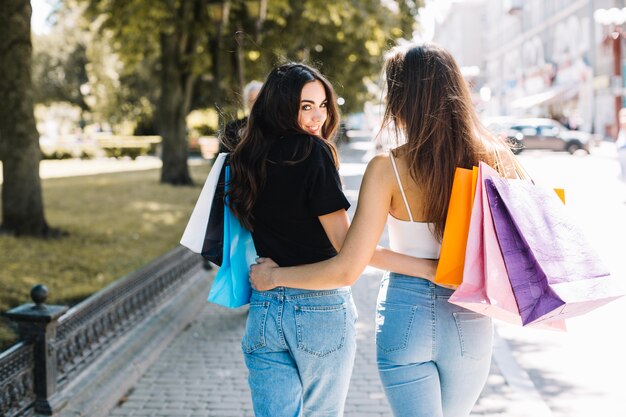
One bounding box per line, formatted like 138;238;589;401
106;272;538;417
103;135;550;417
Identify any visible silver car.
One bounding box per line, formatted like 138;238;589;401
508;118;591;154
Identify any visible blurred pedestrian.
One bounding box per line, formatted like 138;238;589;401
228;62;431;417
250;44;517;417
218;80;263;153
616;108;626;182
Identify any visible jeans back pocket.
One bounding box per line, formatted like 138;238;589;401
294;303;347;358
453;312;493;360
375;302;417;353
242;301;270;353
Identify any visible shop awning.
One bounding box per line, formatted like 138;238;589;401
510;85;578;109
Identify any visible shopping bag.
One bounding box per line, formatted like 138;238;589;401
207;165;256;308
201;166;226;265
485;176;622;325
180;153;227;265
449;162;565;331
434;167;478;287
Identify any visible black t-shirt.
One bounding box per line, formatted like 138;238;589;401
251;134;350;267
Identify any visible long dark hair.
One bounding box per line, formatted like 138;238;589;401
228;62;340;230
382;43;505;241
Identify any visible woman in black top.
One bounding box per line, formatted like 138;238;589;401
228;63;435;417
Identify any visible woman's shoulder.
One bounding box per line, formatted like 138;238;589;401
272;133;334;165
283;132;319;142
280;132;326;149
365;151;395;180
292;133;336;159
368;145;409;168
368;151;391;165
272;132;315;152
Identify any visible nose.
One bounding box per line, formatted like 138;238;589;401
312;108;324;122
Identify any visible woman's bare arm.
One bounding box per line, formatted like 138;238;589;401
250;155;438;290
318;207;437;281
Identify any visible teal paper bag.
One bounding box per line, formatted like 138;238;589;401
208;165;256;308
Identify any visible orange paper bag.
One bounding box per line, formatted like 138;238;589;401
554;188;565;204
434;167;478;287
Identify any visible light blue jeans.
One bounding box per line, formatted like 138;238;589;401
242;286;357;417
375;273;493;417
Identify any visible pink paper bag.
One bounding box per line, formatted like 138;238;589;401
449;162;565;331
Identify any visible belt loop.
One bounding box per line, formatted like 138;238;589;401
429;280;436;297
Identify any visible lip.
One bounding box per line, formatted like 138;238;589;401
305;125;321;134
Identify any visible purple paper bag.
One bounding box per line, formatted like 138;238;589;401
485;177;621;325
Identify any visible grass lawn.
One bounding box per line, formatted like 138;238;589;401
0;162;212;350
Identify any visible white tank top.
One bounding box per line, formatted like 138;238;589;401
387;152;441;259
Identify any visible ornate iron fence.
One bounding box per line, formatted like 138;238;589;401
0;343;35;417
1;246;203;416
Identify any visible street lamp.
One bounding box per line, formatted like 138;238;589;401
594;7;626;139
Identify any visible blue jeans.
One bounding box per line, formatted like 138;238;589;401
242;286;357;417
375;273;493;417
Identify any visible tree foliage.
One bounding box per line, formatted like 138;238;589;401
80;0;422;117
32;3;91;112
255;0;421;113
50;0;423;183
208;0;423;115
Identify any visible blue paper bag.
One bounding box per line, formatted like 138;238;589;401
208;165;256;308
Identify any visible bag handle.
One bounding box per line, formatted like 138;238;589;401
490;141;532;182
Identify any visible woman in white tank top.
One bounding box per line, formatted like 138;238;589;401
250;44;515;417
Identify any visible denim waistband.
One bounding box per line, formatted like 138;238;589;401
251;286;351;301
386;272;455;296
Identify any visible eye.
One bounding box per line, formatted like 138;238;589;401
320;102;328;108
301;104;312;111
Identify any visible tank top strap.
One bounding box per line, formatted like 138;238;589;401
389;150;414;222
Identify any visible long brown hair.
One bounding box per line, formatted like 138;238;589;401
228;63;340;230
382;43;507;241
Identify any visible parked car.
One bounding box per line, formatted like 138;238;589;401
483;117;592;154
508;118;591;154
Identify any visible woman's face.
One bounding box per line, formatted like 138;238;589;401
298;80;328;136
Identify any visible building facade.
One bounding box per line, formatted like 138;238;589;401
432;0;623;138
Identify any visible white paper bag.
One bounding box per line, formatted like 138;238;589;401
180;153;227;253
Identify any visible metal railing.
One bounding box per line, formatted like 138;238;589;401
0;343;35;417
0;246;203;416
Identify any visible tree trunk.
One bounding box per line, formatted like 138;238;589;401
209;0;231;113
235;23;245;97
255;0;267;42
0;0;51;236
157;0;208;186
158;32;193;185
